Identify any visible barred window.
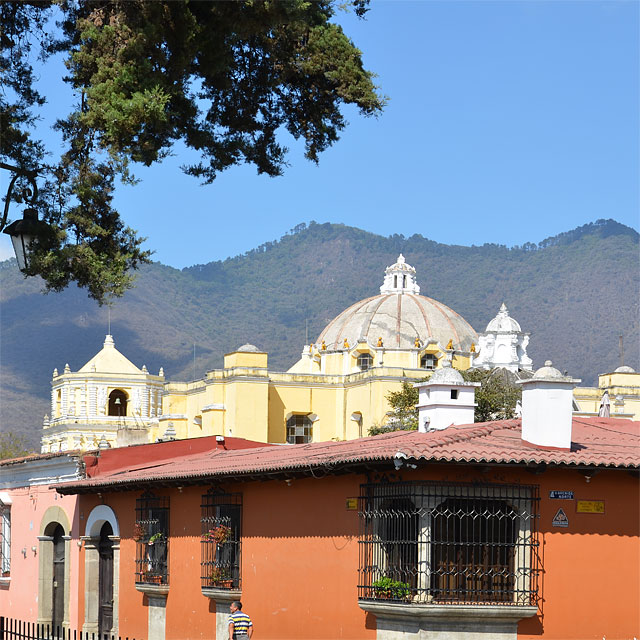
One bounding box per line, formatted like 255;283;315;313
201;490;242;590
286;415;313;444
135;492;169;585
357;353;374;371
421;354;437;370
1;506;10;576
358;481;540;606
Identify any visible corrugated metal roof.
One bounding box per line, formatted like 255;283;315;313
56;417;640;493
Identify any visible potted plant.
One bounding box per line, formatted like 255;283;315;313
148;532;165;545
142;571;163;585
371;576;411;601
208;566;233;588
203;524;231;544
133;522;146;542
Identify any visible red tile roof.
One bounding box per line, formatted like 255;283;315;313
56;417;640;493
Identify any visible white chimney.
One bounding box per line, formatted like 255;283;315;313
517;360;581;450
415;361;480;431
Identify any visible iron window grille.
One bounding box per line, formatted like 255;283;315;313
358;480;540;606
421;354;437;370
286;415;313;444
135;492;169;585
201;490;242;590
358;353;374;371
0;507;10;576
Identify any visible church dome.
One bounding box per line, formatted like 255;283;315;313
614;365;635;373
485;303;522;333
316;256;478;351
428;361;465;384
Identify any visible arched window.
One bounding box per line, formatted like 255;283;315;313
420;354;437;370
357;353;374;371
286;415;313;444
108;390;127;417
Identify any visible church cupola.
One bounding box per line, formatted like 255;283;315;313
475;303;533;372
380;254;420;295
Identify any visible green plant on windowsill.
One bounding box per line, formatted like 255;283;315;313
208;566;233;588
371;576;411;601
148;532;165;545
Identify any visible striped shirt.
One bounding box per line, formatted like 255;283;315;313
229;611;252;637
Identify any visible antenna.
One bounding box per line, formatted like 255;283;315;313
107;305;111;335
305;318;309;345
619;334;624;368
193;342;196;381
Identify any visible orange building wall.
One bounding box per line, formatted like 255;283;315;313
75;466;639;640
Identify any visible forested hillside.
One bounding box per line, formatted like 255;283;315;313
1;218;638;449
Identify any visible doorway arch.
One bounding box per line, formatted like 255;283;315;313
83;505;120;637
38;506;71;630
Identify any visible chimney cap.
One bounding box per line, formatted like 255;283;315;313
518;360;580;384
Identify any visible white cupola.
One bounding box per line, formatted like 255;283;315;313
518;360;581;450
380;254;420;295
475;303;533;372
415;361;480;431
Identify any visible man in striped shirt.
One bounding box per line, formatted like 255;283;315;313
229;601;253;639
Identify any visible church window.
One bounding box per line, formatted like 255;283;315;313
108;389;128;417
201;490;242;590
286;415;313;444
450;390;459;400
357;353;374;371
421;354;437;370
135;492;169;585
358;481;540;606
403;275;407;288
394;275;398;288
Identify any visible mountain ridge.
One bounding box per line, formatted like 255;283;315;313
1;218;638;448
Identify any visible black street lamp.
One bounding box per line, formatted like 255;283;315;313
1;162;51;271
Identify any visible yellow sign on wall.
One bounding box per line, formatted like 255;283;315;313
576;500;605;514
346;498;358;511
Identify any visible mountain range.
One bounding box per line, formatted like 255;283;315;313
1;218;638;449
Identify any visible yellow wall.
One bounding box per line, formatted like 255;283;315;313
574;371;640;420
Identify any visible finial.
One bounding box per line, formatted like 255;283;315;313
470;342;476;353
397;254;405;264
544;360;553;367
159;367;164;377
446;339;453;350
499;302;508;314
104;334;115;347
343;338;350;349
142;364;148;373
414;337;420;348
64;363;70;373
321;341;326;351
53;368;58;377
377;337;383;348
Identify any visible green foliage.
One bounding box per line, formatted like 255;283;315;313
1;1;383;303
372;576;411;600
0;431;32;460
461;368;522;422
368;381;420;435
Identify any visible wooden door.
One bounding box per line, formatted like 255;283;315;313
98;522;114;637
52;524;65;631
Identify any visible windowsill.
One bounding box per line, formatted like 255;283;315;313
135;583;169;596
201;586;242;601
0;577;10;589
359;600;538;621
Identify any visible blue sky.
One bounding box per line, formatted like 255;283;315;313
1;0;638;268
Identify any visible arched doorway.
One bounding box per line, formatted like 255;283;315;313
83;505;120;637
52;524;65;631
98;522;114;636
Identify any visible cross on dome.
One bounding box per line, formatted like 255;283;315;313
380;254;421;294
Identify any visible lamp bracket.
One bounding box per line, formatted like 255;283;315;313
0;162;39;231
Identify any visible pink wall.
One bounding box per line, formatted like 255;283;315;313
0;484;80;625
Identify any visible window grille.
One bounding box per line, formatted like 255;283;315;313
421;354;437;370
286;415;313;444
358;481;540;606
201;490;242;590
1;507;10;575
134;492;169;585
358;353;374;371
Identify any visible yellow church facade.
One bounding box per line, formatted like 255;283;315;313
573;367;640;420
156;255;478;445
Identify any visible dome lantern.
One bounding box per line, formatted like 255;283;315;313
380;254;420;295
